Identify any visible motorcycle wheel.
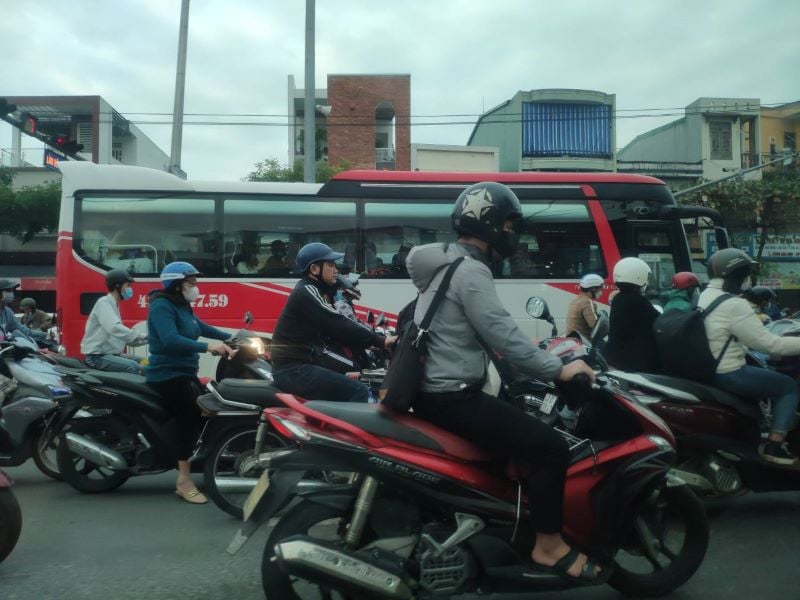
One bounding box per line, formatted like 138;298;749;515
56;416;131;494
32;428;62;481
0;488;22;564
261;500;358;600
610;484;709;598
203;424;286;519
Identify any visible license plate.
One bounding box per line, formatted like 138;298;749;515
540;392;558;415
243;471;270;522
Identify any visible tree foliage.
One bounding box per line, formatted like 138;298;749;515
677;167;800;262
243;158;350;184
0;167;62;242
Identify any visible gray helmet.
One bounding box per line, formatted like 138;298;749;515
19;297;37;310
707;248;756;279
105;269;135;292
0;278;20;291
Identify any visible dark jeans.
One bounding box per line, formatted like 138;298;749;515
147;377;204;461
415;390;570;534
273;362;369;403
715;365;799;434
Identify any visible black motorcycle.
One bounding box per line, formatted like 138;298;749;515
50;329;278;495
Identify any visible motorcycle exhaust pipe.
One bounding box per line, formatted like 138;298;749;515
275;538;413;599
214;477;333;493
64;432;127;470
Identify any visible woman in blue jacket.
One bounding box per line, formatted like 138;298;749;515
146;262;234;504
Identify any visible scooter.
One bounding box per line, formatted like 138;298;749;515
0;332;72;480
530;301;800;498
0;468;21;564
233;382;707;598
49;322;277;496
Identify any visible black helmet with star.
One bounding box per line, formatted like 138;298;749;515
451;182;523;257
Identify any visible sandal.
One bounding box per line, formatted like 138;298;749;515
174;487;208;504
532;547;608;585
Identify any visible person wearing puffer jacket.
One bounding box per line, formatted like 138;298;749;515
700;249;800;466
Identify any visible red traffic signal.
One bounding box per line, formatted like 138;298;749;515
52;135;84;155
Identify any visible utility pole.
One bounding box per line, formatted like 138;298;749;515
168;0;190;179
303;0;316;183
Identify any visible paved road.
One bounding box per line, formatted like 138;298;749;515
2;462;799;599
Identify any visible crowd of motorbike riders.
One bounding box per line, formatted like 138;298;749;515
3;181;800;583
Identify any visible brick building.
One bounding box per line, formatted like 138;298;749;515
289;74;411;171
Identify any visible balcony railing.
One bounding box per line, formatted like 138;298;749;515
375;147;395;165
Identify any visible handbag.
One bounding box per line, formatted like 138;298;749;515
380;257;466;413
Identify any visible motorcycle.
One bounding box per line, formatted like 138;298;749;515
529;302;800;498
231;316;709;599
0;468;21;564
49;318;277;496
0;332;72;480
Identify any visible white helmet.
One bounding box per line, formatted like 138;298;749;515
613;257;651;287
579;273;604;290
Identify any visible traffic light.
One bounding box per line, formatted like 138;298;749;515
52;135;84;155
0;98;17;116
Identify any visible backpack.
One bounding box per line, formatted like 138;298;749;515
653;293;733;383
380;258;465;413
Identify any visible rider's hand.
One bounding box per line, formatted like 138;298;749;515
208;342;236;358
557;359;596;383
383;335;398;349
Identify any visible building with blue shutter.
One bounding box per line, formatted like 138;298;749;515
467;89;616;172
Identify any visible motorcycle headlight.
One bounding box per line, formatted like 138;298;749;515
248;337;266;355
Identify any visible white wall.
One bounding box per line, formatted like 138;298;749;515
411;144;499;172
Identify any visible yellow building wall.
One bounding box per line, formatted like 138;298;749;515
761;104;800;153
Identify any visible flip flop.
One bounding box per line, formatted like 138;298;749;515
175;487;208;504
531;547;609;586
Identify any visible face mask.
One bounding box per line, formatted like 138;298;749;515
1;291;13;305
740;279;753;292
494;230;520;259
183;286;200;303
121;287;134;301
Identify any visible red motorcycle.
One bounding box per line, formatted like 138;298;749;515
234;325;708;598
0;468;22;564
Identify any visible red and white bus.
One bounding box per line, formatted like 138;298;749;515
55;162;727;367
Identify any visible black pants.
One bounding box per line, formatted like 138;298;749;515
147;377;203;461
273;362;369;403
415;390;569;534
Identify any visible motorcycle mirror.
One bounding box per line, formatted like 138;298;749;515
376;313;386;326
525;297;551;320
244;311;254;326
367;311;375;324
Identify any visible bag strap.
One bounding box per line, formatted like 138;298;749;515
700;293;733;319
702;293;734;368
416;257;467;341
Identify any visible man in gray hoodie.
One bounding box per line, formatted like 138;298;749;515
406;182;602;583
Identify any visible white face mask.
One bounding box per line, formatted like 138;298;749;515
183;285;200;303
740;279;753;292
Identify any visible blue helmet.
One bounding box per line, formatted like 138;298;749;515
295;243;344;274
160;261;201;289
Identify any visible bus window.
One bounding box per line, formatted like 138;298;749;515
75;197;218;275
362;202;455;279
501;201;606;279
222;198;357;277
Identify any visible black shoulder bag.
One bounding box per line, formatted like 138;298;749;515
380;257;466;413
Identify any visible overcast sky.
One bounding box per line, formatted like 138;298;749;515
2;0;799;180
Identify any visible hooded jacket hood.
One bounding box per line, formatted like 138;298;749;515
407;242;489;293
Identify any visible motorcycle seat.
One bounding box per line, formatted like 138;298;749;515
213;379;280;407
304;401;491;462
91;372;162;399
633;373;760;419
